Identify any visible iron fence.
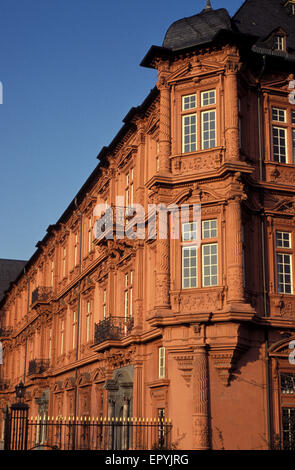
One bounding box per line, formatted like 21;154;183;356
25;416;172;450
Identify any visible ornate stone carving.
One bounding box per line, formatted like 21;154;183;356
174;355;194;387
192;347;209;450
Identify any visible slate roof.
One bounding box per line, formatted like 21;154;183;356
0;259;27;301
233;0;295;53
162;7;233;51
142;0;295;67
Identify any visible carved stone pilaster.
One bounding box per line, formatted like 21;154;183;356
157;69;171;173
224;58;240;162
192;347;210;450
226;195;244;303
155;238;170;309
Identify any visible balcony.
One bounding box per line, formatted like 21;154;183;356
94;205;139;244
94;316;134;345
0;327;13;338
28;359;50;377
31;286;52;306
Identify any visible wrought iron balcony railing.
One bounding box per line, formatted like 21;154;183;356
31;287;52;305
28;359;50;376
94;316;134;345
0;326;13;338
94;205;139;243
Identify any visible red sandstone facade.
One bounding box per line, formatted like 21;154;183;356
1;0;295;450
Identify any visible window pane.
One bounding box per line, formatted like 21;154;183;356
272;107;286;122
202;219;217;239
182;94;196;111
273;127;287;163
282;408;295;450
276;231;291;248
182;114;197;153
202;110;216;149
202;243;218;287
201;90;216;107
182;247;197;289
182;222;197;241
277;253;292;293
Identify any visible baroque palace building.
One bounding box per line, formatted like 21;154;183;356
1;0;295;450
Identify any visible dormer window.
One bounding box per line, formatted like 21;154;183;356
284;0;295;15
274;35;285;51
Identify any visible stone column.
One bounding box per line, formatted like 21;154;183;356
157;69;171;173
133;361;143;418
224;59;240;162
226;195;244;302
155;237;170;310
192;347;210;450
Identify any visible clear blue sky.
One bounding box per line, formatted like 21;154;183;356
0;0;244;261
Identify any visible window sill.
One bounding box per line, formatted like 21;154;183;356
147;379;170;389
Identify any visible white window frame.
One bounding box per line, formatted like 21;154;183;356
277;253;293;294
182;93;196;111
72;311;77;349
60;320;65;355
276;231;292;249
88;217;92;253
201;89;216;107
274;35;284;51
86;300;92;342
202;219;218;239
272;107;286;123
201;110;216;150
158;347;165;379
273;126;288;163
202;243;218;287
182;114;197;154
182;246;197;289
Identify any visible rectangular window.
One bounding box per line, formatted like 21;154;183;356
74;234;78;266
72;311;77;349
272;107;286;122
86;301;92;342
48;329;52;360
182;114;197;153
202;243;218;287
292;110;295;125
182;246;197;289
182;222;197;241
201;110;216;149
88;217;92;253
103;289;107;319
281;373;295;394
282;408;295;450
292;129;295;164
60;320;65;355
274;35;284;51
50;261;54;287
125;169;134;209
273;126;287;163
202;219;218;239
182;94;196;111
62;247;66;278
124;271;133;320
277;253;292;293
276;231;292;249
158;347;165;379
201;90;216;107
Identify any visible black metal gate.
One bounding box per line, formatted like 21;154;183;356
4;402;29;450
